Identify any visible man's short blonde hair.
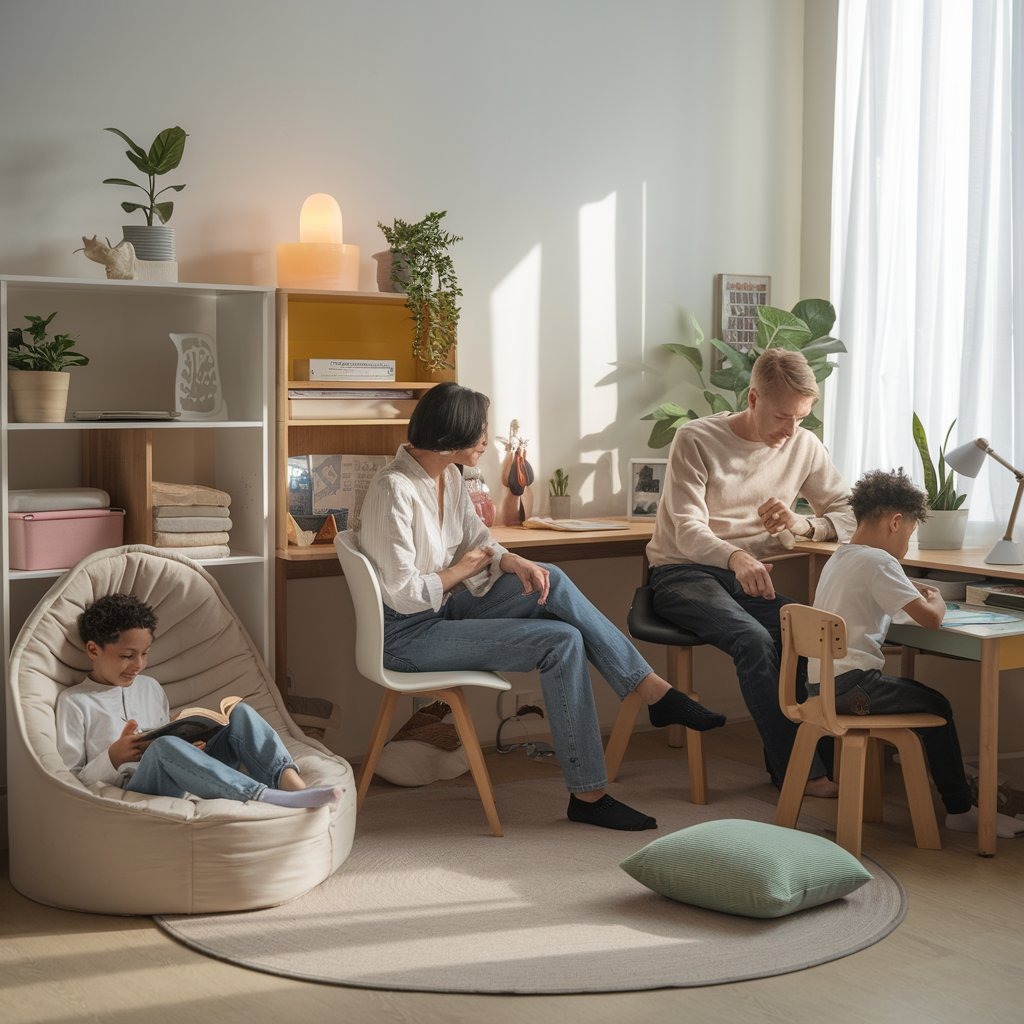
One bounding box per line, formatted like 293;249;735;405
749;348;819;401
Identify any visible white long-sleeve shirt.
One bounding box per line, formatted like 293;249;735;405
646;412;855;568
55;674;169;787
358;445;509;614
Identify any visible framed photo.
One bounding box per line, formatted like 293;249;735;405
627;458;668;520
712;274;771;368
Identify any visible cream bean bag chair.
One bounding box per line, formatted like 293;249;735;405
7;546;356;915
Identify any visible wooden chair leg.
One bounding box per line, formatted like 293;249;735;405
439;687;503;838
775;723;824;828
666;645;691;749
605;690;643;782
863;736;886;823
357;689;400;809
887;729;941;850
836;732;869;858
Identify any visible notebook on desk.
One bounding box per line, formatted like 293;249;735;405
73;410;181;421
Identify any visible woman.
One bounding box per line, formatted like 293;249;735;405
358;383;726;831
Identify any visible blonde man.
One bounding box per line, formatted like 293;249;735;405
646;349;855;795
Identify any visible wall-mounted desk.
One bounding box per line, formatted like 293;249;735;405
798;540;1024;857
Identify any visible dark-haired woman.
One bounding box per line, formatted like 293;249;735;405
358;382;726;831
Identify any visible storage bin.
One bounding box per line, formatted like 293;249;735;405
8;508;126;570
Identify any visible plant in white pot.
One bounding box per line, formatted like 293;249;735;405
103;125;187;269
7;312;90;423
913;413;969;549
548;468;572;519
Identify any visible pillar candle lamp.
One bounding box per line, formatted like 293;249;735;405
276;193;360;291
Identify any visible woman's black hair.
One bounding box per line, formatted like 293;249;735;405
407;381;489;451
78;593;158;648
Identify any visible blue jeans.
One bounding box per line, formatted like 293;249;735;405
649;562;829;786
383;566;653;793
125;703;297;801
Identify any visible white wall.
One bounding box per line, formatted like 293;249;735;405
1;1;822;773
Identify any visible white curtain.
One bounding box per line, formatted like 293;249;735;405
826;0;1023;527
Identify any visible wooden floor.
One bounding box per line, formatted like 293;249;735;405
2;722;1022;1024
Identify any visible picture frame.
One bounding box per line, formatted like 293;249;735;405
627;458;668;520
712;274;771;369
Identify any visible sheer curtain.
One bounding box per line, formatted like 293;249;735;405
826;0;1023;528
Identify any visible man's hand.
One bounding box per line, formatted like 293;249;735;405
728;550;776;599
500;553;551;604
108;719;149;768
757;497;810;538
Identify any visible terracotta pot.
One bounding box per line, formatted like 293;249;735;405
8;369;70;423
373;250;410;292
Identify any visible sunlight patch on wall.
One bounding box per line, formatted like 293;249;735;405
578;191;619;504
489;244;541;471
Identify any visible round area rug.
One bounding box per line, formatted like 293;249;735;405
155;757;906;993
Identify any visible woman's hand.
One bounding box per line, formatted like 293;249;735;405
455;546;494;580
108;719;149;768
500;553;550;604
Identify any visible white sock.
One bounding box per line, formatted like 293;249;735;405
945;806;1024;839
257;785;344;809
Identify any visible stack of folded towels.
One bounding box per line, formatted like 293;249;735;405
152;481;232;559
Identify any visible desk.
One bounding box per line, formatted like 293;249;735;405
798;540;1024;857
275;518;654;689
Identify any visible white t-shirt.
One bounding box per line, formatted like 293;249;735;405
810;543;922;681
55;674;169;788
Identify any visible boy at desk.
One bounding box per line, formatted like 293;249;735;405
56;593;343;809
812;469;1023;837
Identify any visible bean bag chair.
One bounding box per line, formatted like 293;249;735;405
6;545;356;915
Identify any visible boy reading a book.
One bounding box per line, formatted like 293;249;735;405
812;469;1023;838
56;594;342;809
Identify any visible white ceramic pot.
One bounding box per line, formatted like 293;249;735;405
548;495;572;519
916;509;969;550
8;369;70;423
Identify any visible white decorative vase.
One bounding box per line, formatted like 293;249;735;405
169;333;227;420
8;369;70;423
548;495;572;519
916;509;969;550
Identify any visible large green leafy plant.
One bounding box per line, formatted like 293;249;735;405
912;414;967;510
104;126;188;225
378;211;463;372
8;312;89;371
642;299;846;449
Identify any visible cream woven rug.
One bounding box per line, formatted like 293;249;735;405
155;756;905;993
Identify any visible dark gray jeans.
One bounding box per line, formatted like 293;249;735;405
649;562;830;786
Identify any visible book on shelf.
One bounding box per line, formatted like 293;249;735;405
288;453;387;539
287;390;415;420
137;696;244;744
964;581;1024;610
521;516;630;532
293;358;396;381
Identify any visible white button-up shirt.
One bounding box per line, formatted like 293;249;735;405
358;445;509;614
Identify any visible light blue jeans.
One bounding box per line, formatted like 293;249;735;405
125;703;296;801
383;565;653;793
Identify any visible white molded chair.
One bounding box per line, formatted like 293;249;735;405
335;533;510;836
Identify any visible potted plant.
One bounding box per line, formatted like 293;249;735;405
548;468;572;519
376;211;462;377
103;125;188;265
7;312;90;423
912;413;969;550
641;299;846;448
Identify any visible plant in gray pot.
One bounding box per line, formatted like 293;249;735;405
7;312;89;423
103;125;187;268
548;468;572;519
913;413;969;550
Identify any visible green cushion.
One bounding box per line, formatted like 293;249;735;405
619;819;873;919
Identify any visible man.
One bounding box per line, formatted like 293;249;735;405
646;348;855;795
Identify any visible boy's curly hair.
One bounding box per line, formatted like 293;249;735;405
850;469;930;524
78;594;157;648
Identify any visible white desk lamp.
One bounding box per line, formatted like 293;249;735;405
945;437;1024;564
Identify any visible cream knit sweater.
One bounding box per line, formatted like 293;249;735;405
646;413;855;569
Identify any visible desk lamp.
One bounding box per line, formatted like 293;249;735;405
945;437;1024;564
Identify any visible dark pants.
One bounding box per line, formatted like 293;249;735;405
649;562;831;786
832;669;972;814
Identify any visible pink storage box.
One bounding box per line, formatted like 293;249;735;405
8;508;126;571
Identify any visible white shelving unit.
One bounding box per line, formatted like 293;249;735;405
1;275;275;701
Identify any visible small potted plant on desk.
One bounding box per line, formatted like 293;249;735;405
7;312;90;423
548;468;572;519
913;413;969;550
375;211;463;380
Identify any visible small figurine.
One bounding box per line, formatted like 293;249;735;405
495;419;535;525
79;235;137;279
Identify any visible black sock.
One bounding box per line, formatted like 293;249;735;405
647;688;727;731
567;794;657;831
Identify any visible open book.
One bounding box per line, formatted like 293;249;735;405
138;696;244;744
